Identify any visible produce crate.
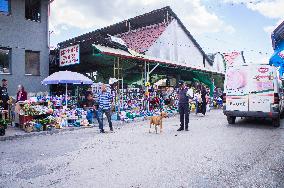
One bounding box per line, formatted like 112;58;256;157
19;115;33;129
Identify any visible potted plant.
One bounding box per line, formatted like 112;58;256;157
0;119;9;129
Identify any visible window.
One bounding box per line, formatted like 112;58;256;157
25;0;41;22
25;51;40;76
0;0;10;15
0;48;11;74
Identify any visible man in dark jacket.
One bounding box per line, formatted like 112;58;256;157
0;79;9;110
201;86;207;115
177;80;190;131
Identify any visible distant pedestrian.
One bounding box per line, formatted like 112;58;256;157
98;84;113;133
201;86;207;116
0;79;9;110
177;80;191;131
16;85;27;102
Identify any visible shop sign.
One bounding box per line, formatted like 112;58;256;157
59;44;80;66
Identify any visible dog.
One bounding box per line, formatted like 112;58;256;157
149;112;168;134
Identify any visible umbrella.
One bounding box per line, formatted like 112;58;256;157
42;71;93;108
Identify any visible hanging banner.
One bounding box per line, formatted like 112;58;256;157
59;44;80;67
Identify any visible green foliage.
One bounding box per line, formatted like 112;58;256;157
0;119;9;129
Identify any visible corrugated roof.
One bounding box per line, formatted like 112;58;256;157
58;6;212;64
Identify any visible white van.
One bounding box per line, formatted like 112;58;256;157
223;64;284;127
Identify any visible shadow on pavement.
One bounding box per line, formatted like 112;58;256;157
227;117;282;130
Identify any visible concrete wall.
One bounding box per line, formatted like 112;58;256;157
0;0;49;96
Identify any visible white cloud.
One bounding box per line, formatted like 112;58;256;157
264;25;275;34
263;19;283;34
246;0;284;19
49;0;235;42
224;0;284;36
182;0;235;34
223;0;284;19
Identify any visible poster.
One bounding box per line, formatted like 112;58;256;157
59;44;80;67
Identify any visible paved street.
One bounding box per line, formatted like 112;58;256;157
1;110;284;188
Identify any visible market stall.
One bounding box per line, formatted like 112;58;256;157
11;71;95;133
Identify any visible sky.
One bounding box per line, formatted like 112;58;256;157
49;0;284;64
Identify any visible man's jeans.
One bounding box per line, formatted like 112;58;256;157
86;109;94;124
97;108;113;130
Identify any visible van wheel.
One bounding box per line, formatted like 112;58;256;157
227;116;236;124
272;117;280;127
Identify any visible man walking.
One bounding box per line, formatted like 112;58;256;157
97;84;113;133
177;80;192;131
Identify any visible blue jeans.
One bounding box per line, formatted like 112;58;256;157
86;109;94;124
97;108;113;130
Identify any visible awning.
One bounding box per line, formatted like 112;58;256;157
92;44;223;75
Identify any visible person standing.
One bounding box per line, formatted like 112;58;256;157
97;84;113;133
82;92;97;124
0;79;9;111
14;85;27;126
16;85;27;102
177;80;191;131
201;86;207;116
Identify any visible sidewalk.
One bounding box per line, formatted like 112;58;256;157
0;117;147;141
0;112;179;141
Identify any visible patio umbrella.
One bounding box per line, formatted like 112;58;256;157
42;71;93;108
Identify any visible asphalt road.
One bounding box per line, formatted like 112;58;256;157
1;110;284;188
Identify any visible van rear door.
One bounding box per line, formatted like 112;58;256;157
226;65;249;111
248;65;274;112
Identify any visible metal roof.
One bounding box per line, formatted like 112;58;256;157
58;6;212;64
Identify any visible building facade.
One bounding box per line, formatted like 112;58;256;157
0;0;50;96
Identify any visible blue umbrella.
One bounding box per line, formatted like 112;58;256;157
42;71;93;108
270;41;284;77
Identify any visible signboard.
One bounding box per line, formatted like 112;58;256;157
59;44;80;67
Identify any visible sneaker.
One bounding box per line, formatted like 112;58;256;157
100;129;105;133
177;127;184;131
110;127;113;132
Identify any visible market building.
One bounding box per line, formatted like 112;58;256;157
54;6;224;94
270;20;284;78
0;0;52;96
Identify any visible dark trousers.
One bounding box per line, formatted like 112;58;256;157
98;109;113;130
201;101;206;115
179;103;189;128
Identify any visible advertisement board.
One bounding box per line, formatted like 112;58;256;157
59;44;80;67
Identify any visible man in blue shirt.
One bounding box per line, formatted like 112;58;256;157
97;84;113;133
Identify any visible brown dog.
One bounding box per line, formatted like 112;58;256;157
149;112;168;134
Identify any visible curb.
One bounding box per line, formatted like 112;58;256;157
0;121;125;142
0;114;178;141
0;126;96;141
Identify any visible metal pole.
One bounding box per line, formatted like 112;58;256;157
144;61;147;111
144;61;147;86
149;63;160;75
147;62;150;112
122;77;124;109
147;62;150;82
117;57;120;112
65;83;68;109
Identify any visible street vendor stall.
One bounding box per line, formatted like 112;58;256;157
11;71;95;133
